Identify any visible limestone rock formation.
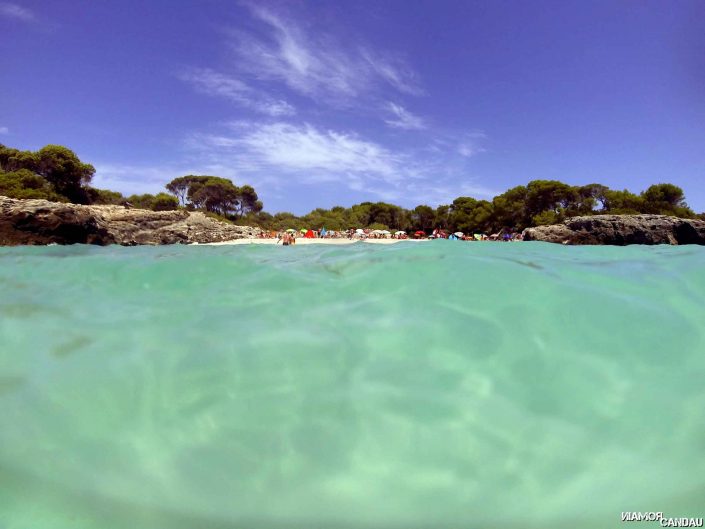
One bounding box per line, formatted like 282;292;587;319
522;214;705;245
0;196;261;245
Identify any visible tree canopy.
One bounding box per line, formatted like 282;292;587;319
0;169;65;201
165;175;262;217
242;180;698;234
1;142;701;232
36;145;95;203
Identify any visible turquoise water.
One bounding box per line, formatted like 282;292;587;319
1;242;704;529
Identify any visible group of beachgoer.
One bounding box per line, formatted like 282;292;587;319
428;228;523;241
266;228;523;241
277;232;297;245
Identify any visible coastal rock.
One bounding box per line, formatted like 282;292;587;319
0;196;262;246
522;214;705;245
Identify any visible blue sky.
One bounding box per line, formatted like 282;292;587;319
1;0;704;214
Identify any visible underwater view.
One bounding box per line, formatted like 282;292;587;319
1;242;704;529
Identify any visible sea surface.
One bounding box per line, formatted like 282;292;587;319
0;242;704;529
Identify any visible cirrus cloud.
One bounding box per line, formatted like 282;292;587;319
384;102;426;130
229;4;423;105
0;2;34;22
183;120;495;204
188;121;406;184
178;68;295;117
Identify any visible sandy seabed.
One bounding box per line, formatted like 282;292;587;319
202;238;431;246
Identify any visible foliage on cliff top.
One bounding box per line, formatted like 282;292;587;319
1;142;700;233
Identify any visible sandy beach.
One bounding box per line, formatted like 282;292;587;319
202;238;432;246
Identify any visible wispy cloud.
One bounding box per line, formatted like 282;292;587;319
92;164;189;196
93;159;282;199
0;126;9;135
229;4;422;105
188;121;407;184
93;119;495;210
183;120;494;205
428;131;487;158
457;131;487;157
403;181;498;205
384;102;426;130
361;49;423;97
178;68;295;117
0;2;33;21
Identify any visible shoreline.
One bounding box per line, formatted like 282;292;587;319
201;238;432;246
3;197;704;246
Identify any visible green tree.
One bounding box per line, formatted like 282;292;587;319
166;175;262;218
189;178;240;215
492;185;529;230
36;145;95;203
3;141;699;229
236;185;263;218
525;180;576;222
532;210;561;226
126;194;157;210
603;189;645;214
348;203;373;227
641;183;693;217
302;206;349;231
165;176;194;206
152;192;179;211
86;188;125;205
449;197;494;233
366;202;408;229
0;146;39;173
270;212;301;231
435;204;451;230
410;205;435;232
0;169;66;201
239;210;274;228
576;183;610;213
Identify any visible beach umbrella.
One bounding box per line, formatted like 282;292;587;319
355;228;364;234
454;232;463;237
414;230;425;236
380;230;391;235
395;230;406;235
300;228;307;233
285;228;296;233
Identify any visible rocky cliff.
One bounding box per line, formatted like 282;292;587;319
0;196;262;245
522;214;705;245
